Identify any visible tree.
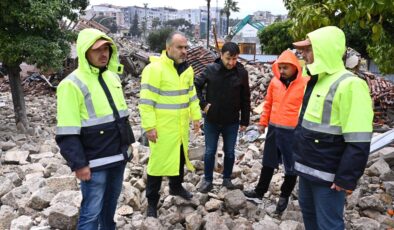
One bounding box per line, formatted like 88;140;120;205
147;27;174;52
152;17;161;30
220;0;240;35
284;0;394;74
94;16;117;34
164;19;193;37
130;12;141;37
258;20;294;54
0;0;88;131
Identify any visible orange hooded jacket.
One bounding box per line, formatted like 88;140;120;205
259;50;309;129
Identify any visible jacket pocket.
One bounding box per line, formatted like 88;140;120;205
81;121;121;160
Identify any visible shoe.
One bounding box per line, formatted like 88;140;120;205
243;190;263;199
275;196;289;214
198;180;213;193
222;178;237;190
169;186;193;200
146;204;157;218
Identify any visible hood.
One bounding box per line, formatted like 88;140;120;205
306;26;346;75
76;28;123;74
272;50;302;80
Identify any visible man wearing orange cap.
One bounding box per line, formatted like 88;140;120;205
56;28;134;229
292;26;373;230
243;50;308;214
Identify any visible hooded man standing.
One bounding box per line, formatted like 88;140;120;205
293;26;373;230
139;31;202;218
244;50;308;214
56;28;135;229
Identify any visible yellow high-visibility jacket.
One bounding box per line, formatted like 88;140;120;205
139;51;201;176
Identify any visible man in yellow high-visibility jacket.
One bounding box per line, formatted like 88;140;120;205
293;26;373;230
138;31;202;218
56;28;134;229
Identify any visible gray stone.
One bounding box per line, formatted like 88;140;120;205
0;141;16;151
1;186;31;209
253;219;279;230
347;188;362;209
281;210;304;223
380;170;394;181
20;163;45;176
205;198;223;211
30;152;54;163
23;176;46;193
203;212;229;230
0;205;18;230
0;176;14;198
189;146;205;161
4;150;29;164
232;217;253;229
383;181;394;197
10;215;33;230
365;158;391;176
50;191;82;208
352;217;380;230
358;195;385;212
27;187;55;210
380;147;394;166
224;189;246;213
46;176;78;193
120;182;141;211
185;212;202;230
48;203;79;230
4;172;22;186
133;178;146;191
279;220;303;230
141;217;164;230
117;205;133;216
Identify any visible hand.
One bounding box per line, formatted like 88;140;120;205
75;166;91;181
239;125;247;132
203;103;211;113
331;183;353;194
193;120;200;134
258;125;266;134
146;129;158;143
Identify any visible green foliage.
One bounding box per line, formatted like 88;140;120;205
147;27;174;52
220;0;240;34
129;12;141;37
284;0;394;73
0;0;88;70
164;19;193;37
94;16;117;34
258;20;294;54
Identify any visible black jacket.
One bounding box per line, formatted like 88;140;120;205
194;59;251;126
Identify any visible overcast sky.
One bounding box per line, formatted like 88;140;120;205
88;0;288;18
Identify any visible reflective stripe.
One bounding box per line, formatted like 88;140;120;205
295;162;335;182
139;98;190;109
302;73;354;135
155;102;190;109
56;126;81;135
343;132;372;142
302;119;342;134
68;75;96;119
81;109;129;127
190;94;198;102
139;98;156;106
89;154;124;168
269;122;295;130
141;84;193;96
321;73;353;124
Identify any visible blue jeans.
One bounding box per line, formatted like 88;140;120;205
78;163;126;230
203;120;239;182
298;176;345;230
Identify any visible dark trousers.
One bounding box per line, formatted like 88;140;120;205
255;166;297;198
146;145;185;206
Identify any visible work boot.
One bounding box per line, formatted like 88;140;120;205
146;203;157;218
198;180;213;193
274;196;289;214
169;186;193;200
222;178;237;190
243;190;263;199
